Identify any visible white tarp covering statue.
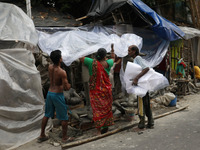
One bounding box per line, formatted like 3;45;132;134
0;3;38;46
0;2;44;150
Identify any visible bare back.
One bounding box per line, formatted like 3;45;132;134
48;64;70;93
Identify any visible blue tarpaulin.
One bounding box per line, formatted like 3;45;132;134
87;0;185;41
130;0;185;41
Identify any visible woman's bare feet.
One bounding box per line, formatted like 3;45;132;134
62;137;75;143
93;128;101;136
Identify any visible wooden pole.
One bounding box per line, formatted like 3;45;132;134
169;47;172;84
61;105;189;149
190;39;197;85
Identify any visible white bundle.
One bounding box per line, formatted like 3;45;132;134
124;62;169;97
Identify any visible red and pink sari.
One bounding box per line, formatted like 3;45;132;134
89;59;114;128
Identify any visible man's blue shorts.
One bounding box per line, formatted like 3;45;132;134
45;91;68;120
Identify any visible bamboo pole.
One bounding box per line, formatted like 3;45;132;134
76;16;88;21
153;105;189;119
169;48;172;84
61;105;189;149
26;0;32;18
189;39;197;85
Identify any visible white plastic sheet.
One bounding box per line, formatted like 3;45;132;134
37;25;170;68
38;30;143;66
0;48;44;150
81;25;170;68
178;26;200;40
0;2;49;150
124;62;169;97
0;2;38;46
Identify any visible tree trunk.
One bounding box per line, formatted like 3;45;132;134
188;0;200;29
198;0;200;18
195;0;200;29
192;0;200;29
188;0;197;27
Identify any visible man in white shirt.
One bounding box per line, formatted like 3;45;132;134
128;45;154;129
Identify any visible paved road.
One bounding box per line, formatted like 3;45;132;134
69;94;200;150
16;93;200;150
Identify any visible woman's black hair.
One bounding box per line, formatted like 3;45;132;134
95;48;107;61
50;50;61;65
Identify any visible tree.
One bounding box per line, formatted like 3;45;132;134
188;0;200;29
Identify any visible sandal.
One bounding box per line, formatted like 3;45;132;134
37;136;49;143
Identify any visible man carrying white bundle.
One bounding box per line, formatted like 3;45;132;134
127;45;154;129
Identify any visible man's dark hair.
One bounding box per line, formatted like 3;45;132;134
95;48;107;61
131;45;139;56
50;50;61;65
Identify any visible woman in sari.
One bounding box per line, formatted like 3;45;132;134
79;44;115;135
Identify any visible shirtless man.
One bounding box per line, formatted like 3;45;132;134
37;50;73;143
